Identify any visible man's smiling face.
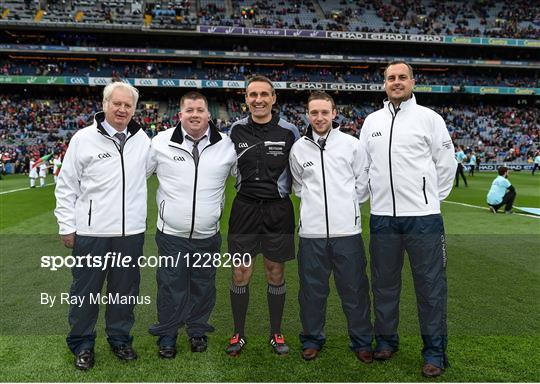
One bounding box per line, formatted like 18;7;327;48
384;63;415;106
245;81;276;124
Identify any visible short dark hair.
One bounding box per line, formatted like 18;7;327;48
180;91;208;109
384;60;414;79
246;75;275;95
498;166;508;176
307;91;336;110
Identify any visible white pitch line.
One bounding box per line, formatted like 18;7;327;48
0;184;54;195
443;200;540;219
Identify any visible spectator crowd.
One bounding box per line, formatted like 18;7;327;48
2;0;538;39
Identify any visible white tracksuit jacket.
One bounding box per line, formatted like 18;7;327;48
358;95;457;216
290;126;363;238
147;122;236;239
55;112;151;236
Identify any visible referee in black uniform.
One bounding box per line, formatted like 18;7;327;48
226;76;300;356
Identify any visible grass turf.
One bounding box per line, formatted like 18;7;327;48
0;171;539;381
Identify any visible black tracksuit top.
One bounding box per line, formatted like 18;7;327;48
229;113;300;201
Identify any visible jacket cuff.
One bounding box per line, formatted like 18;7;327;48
58;223;76;235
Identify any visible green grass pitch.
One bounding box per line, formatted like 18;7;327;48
0;171;539;382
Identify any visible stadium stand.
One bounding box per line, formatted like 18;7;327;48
1;58;537;88
1;0;144;25
316;0;538;38
1;0;538;38
0;0;538;175
145;0;197;29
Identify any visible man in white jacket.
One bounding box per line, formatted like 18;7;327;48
358;61;457;377
55;81;150;370
289;91;372;363
146;92;236;359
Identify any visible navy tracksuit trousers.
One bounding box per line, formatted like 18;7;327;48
298;234;373;352
66;233;144;354
370;214;448;368
149;230;220;346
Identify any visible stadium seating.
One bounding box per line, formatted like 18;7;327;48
2;0;144;25
145;0;197;29
1;0;538;38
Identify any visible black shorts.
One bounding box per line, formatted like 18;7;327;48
228;195;295;263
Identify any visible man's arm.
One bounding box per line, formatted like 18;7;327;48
504;178;515;193
146;138;158;178
431;114;458;201
355;124;371;204
230;159;238;178
54;136;82;247
226;138;238;177
289;145;303;198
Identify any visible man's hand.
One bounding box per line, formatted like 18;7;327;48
61;233;76;249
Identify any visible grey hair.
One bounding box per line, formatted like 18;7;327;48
102;81;139;109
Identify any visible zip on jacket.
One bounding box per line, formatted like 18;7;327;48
387;102;400;217
98;123;136;237
422;176;428;204
305;135;331;243
88;200;92;226
168;139;220;239
94;112;146;237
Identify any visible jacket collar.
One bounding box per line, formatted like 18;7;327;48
383;94;417;114
305;120;340;141
170;120;222;146
94;111;141;137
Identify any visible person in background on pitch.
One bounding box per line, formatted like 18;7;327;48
289;91;373;363
147;92;236;359
487;166;516;214
38;160;48;187
28;154;38;188
532;151;540;175
53;153;62;183
475;151;482;172
454;145;468;187
226;75;300;356
357;61;456;377
468;151;477;176
55;81;150;370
